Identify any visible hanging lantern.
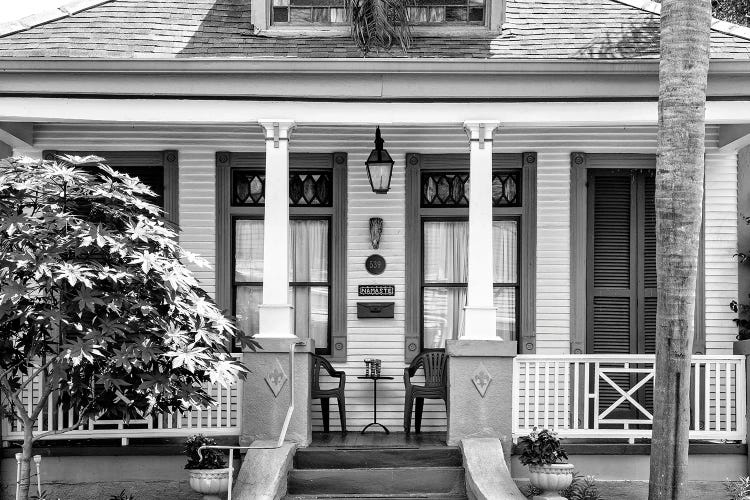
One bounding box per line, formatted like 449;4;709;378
365;126;394;194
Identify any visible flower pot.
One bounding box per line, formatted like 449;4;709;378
188;467;231;500
528;463;574;500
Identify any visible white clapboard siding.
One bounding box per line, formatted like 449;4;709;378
29;123;738;432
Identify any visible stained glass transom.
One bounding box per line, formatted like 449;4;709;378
272;0;348;24
273;0;484;24
232;170;333;206
421;170;520;207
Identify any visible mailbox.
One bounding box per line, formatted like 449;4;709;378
357;302;395;319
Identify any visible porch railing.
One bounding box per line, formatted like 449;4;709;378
512;354;747;442
1;356;243;446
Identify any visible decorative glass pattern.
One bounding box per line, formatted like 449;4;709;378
273;0;483;24
408;0;485;24
232;170;333;206
273;0;349;24
421;171;520;207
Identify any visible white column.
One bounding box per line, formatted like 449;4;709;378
257;120;296;338
462;121;501;340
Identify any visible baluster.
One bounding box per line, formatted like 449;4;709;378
693;361;700;431
705;362;712;432
726;361;732;432
534;361;540;428
573;362;579;431
584;362;590;430
563;361;570;430
594;362;600;430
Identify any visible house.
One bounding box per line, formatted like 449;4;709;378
2;0;750;498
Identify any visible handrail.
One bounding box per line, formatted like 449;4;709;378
197;340;307;500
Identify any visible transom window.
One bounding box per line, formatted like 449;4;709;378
272;0;485;25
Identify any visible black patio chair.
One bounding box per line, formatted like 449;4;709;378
311;354;347;434
403;351;448;434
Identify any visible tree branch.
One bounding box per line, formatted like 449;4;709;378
0;376;30;423
17;357;58;392
31;403;93;442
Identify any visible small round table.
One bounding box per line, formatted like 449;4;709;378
357;375;394;434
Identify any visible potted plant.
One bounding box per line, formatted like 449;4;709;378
517;428;574;500
185;434;231;500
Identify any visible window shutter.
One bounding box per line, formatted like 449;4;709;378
587;172;636;355
330;152;348;361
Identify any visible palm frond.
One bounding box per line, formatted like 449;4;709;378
346;0;412;54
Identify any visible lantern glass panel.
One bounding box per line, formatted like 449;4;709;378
368;163;392;192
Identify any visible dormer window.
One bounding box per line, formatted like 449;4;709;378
271;0;485;25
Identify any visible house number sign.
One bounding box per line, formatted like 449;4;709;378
365;254;386;275
359;285;395;296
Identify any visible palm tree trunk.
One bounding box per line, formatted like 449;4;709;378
648;0;711;498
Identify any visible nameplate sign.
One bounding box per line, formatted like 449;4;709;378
358;285;395;297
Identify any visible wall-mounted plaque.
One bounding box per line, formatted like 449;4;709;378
359;285;395;297
365;254;386;275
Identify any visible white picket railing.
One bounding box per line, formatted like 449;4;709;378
1;357;243;446
512;354;747;442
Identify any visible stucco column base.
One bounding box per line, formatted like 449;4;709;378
240;337;314;448
446;339;517;465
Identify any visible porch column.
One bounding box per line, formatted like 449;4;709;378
258;120;295;338
240;120;313;448
463;121;500;339
446;122;516;465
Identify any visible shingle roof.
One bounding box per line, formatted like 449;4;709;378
0;0;748;59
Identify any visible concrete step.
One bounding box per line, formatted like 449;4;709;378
294;447;463;469
287;466;466;496
284;495;468;499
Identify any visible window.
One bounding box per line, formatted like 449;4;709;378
232;217;331;351
42;150;178;223
216;152;347;359
405;153;536;360
271;0;485;25
421;219;519;348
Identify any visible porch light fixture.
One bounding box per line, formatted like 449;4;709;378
365;126;394;194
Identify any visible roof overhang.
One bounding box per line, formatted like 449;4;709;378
2;58;750;100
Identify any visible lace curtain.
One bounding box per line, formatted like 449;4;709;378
234;219;329;348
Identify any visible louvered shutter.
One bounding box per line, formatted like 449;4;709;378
587;171;636;419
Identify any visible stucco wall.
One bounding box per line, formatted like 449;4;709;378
0;455;219;500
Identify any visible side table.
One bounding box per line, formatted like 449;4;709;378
357;375;394;434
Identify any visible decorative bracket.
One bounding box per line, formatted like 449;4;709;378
463;121;500;150
258;120;296;149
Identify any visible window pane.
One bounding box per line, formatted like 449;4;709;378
424;221;468;283
494;287;516;340
289;219;329;282
236;286;263;336
423;287;466;348
492;220;518;283
235;220;264;282
290;286;329;348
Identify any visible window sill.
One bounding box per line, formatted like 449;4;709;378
256;25;495;38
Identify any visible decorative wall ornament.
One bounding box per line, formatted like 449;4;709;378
369;217;383;249
471;362;493;397
265;358;288;397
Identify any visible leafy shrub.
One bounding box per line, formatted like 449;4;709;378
526;472;603;500
185;434;227;470
107;491;137;500
725;475;750;500
517;428;568;466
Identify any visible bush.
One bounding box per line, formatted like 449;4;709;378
517;428;568;466
725;475;750;500
526;472;603;500
185;434;227;470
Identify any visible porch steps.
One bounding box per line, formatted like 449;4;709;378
284;446;467;499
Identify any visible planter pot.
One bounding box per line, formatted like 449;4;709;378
528;463;575;500
188;468;231;500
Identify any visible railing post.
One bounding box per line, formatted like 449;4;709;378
733;340;750;475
